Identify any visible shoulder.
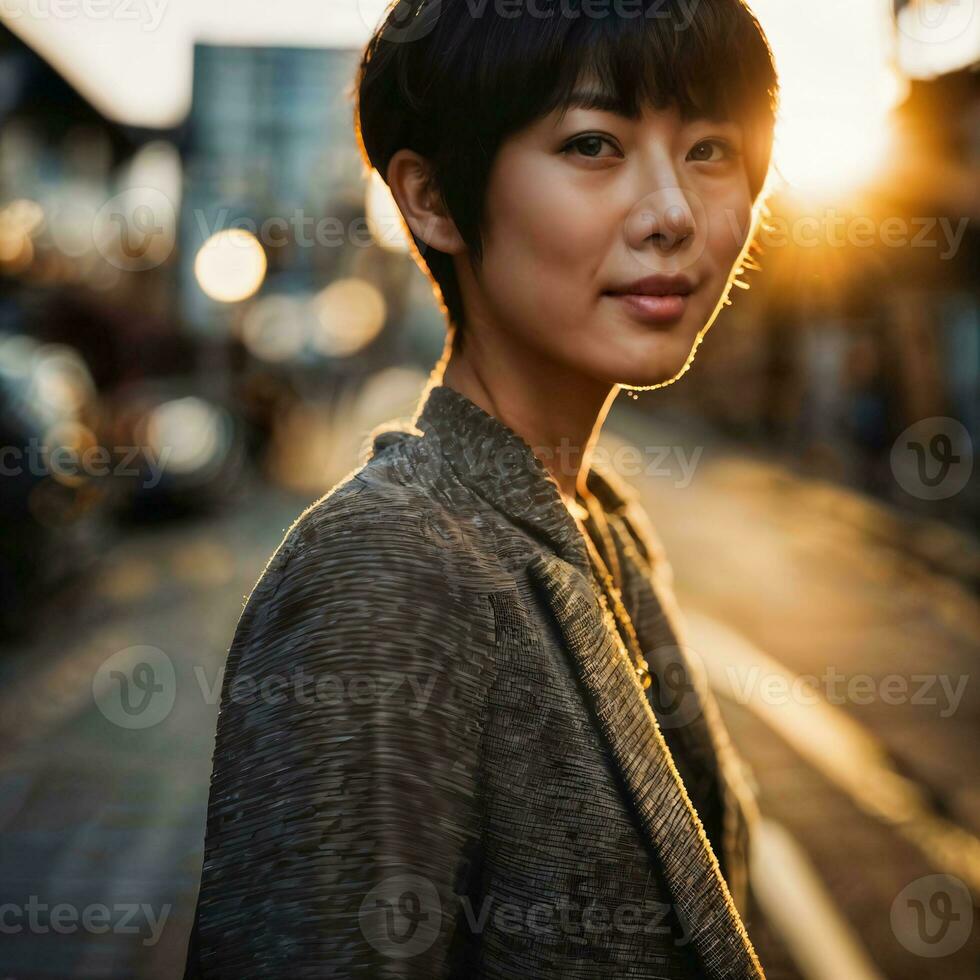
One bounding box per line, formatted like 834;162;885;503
217;456;499;723
238;446;499;652
274;434;519;602
263;446;449;583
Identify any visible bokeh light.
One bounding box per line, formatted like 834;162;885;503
0;198;43;272
365;168;410;253
43;421;99;488
311;277;387;357
144;396;230;476
193;229;267;303
241;294;313;362
31;345;96;420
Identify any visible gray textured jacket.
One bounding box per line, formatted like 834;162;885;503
183;382;765;979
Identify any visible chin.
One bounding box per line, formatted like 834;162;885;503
617;365;688;389
603;332;703;390
589;358;688;390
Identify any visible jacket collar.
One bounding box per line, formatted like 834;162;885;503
408;382;630;572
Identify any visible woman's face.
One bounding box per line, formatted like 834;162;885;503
455;91;756;388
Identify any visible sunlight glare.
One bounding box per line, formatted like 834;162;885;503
750;0;908;197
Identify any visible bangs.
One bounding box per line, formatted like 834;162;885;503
481;3;778;138
546;15;775;126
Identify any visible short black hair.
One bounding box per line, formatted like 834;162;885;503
353;0;779;349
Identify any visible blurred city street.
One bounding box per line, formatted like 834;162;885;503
0;406;976;979
0;0;977;977
0;470;310;978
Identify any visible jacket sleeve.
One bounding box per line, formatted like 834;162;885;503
189;501;487;978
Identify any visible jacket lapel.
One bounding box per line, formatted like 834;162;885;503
603;508;755;924
526;551;765;980
580;457;755;922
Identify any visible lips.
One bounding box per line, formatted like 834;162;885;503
605;273;695;297
603;274;695;325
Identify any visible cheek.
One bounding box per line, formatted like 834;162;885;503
481;150;606;288
704;188;753;275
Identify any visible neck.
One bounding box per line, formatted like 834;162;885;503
437;325;619;504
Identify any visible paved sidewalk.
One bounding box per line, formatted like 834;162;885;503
0;476;310;979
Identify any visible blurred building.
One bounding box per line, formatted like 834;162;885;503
179;43;431;362
176;42;446;491
179;44;363;335
0;23;189;389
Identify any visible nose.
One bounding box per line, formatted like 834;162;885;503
625;187;696;252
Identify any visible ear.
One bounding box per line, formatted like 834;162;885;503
386;149;466;255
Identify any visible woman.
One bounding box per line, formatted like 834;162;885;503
184;0;779;976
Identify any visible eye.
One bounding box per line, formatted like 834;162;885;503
688;138;739;163
562;133;621;160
